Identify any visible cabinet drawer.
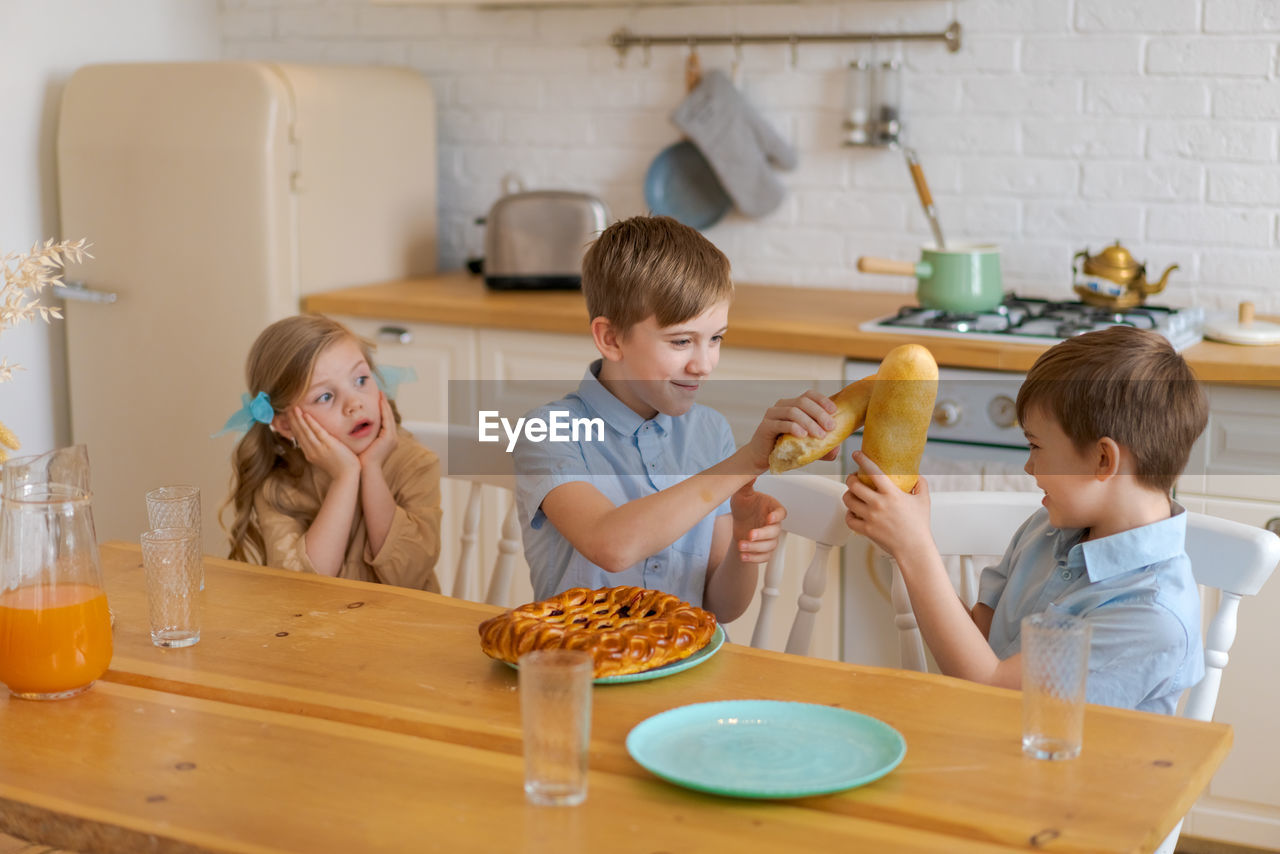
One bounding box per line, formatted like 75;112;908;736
1201;386;1280;503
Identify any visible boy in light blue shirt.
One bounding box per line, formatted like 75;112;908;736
514;215;837;622
844;326;1208;714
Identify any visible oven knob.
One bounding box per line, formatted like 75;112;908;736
988;395;1018;429
933;400;962;427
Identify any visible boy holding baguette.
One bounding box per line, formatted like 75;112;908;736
512;215;836;622
844;326;1208;714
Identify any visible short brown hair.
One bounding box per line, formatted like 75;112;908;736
580;215;733;334
1015;326;1207;494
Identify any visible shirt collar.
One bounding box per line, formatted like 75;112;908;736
577;359;672;437
1071;501;1188;582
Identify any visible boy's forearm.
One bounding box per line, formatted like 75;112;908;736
701;516;759;622
548;449;759;573
894;547;1008;685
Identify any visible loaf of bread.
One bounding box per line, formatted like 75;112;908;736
857;343;938;492
768;376;875;473
478;586;718;678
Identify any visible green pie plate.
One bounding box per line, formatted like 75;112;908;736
504;624;725;685
626;699;906;798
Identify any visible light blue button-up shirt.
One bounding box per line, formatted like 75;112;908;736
977;503;1204;715
513;361;737;606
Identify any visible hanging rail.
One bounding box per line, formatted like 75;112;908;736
609;20;961;62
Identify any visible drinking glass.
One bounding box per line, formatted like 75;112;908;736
0;447;113;700
145;485;201;535
140;527;204;648
519;649;593;806
1022;612;1091;760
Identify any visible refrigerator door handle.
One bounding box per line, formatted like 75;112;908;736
59;280;118;304
377;325;413;345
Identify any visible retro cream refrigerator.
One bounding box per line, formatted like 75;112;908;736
56;61;438;554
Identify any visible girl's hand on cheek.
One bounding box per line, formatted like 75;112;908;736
358;393;398;470
290;408;359;481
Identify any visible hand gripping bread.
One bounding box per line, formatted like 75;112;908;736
857;343;938;492
768;376;874;473
478;586;718;678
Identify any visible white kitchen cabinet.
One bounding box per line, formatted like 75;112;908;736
338;316;850;658
1175;383;1280;850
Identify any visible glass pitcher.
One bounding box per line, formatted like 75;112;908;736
0;446;113;699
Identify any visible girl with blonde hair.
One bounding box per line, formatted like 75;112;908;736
218;314;441;591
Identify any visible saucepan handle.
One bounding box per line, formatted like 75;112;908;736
856;257;919;277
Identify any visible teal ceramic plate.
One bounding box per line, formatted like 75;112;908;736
505;624;725;685
626;699;906;798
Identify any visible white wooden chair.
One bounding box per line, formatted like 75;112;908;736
404;421;521;607
895;490;1280;854
750;473;852;656
894;490;1043;672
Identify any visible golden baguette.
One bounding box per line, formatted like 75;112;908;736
857;343;938;492
768;375;875;473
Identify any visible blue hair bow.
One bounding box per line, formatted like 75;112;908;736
211;391;275;438
374;364;417;400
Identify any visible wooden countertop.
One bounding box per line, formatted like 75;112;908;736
302;272;1280;386
0;543;1230;854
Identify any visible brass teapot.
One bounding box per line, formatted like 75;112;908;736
1071;241;1179;309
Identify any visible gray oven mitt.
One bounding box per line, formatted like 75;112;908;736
671;70;798;218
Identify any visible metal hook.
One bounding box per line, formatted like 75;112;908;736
789;34;799;68
731;36;744;86
642;38;651;68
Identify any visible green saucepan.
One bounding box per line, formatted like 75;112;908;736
857;243;1003;313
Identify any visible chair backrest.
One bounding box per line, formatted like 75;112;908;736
403;421;521;606
751;473;852;656
894;490;1042;671
1180;512;1280;722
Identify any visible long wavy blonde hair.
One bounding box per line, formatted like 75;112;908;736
220;314;400;563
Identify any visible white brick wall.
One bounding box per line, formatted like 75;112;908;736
219;0;1280;312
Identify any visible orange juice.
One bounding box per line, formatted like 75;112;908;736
0;583;113;697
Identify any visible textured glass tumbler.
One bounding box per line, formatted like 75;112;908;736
140;527;204;648
1021;612;1090;760
145;485;201;536
519;649;593;806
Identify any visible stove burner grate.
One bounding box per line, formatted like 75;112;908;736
867;294;1204;350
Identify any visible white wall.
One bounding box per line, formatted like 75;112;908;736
0;0;219;457
219;0;1279;314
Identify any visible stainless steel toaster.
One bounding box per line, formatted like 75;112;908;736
483;191;610;290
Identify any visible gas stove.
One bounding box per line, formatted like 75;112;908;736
860;295;1205;351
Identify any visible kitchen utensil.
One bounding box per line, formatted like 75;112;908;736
643;52;731;230
1204;301;1280;346
643;142;732;229
482;190;610;290
902;146;944;249
858;243;1002;313
1072;241;1178;309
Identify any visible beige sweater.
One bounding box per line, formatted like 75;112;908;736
253;428;442;591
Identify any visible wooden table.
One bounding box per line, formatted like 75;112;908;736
0;543;1232;854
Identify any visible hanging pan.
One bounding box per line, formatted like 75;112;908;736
643;51;731;230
